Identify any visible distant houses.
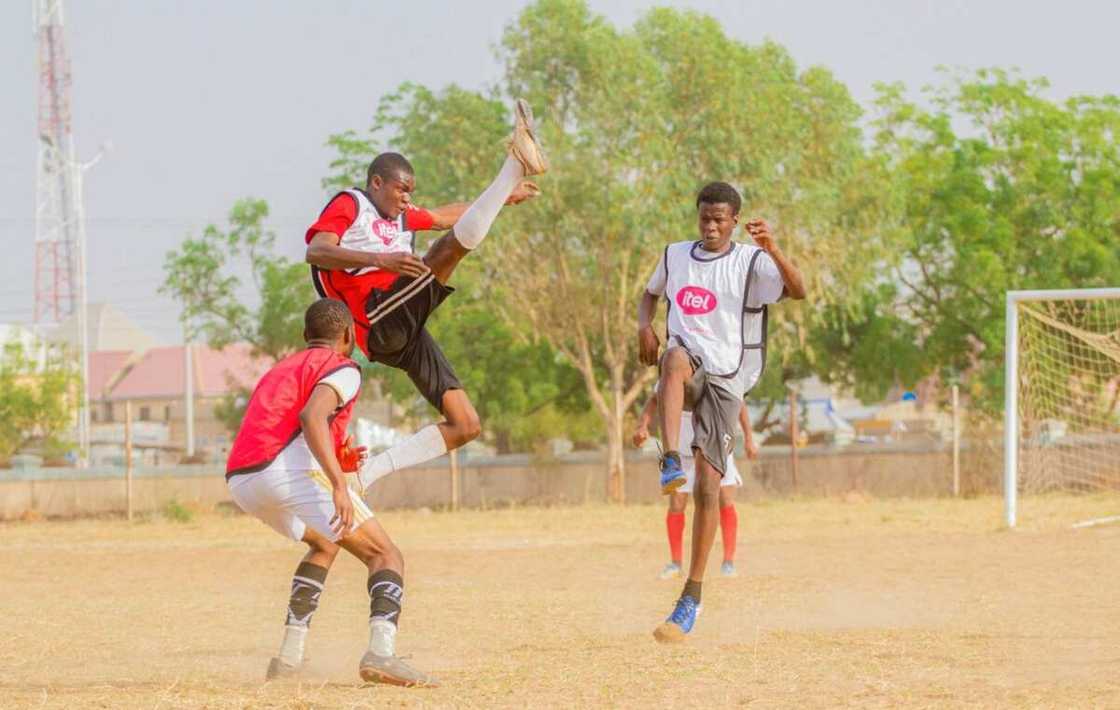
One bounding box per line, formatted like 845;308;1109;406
3;304;270;466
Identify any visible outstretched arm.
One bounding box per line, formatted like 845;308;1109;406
745;219;807;300
739;403;759;459
423;181;540;231
633;394;659;447
637;290;661;366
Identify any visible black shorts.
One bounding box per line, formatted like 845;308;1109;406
364;273;462;411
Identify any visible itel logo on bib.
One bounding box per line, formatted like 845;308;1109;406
371;220;400;246
676;286;718;315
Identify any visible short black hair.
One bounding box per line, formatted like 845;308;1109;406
695;182;741;215
304;299;353;342
367;152;414;185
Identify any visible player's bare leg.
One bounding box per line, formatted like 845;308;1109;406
686;457;722;586
655;456;719;643
656;347;692;493
337;519;437;688
266;529;341;680
438;389;481;449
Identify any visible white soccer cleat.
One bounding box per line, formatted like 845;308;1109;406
658;562;683;580
507;99;549;177
359;652;439;688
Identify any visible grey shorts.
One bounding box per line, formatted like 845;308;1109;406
666;348;742;478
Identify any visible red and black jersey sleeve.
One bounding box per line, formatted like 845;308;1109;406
305;193;358;244
404;205;435;232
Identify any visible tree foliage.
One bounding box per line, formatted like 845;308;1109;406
873;69;1120;408
0;343;77;464
161;198;314;360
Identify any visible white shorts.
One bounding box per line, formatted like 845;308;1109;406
227;466;373;543
678;452;742;494
677;411;742;494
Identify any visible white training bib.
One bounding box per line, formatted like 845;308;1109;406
662;240;769;393
335;189;416;276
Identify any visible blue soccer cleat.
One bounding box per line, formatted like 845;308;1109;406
659;453;686;494
653;594;701;643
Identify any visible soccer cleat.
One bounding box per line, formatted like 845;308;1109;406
720;561;738;578
265;657;300;681
658;562;683;580
659;453;686;494
507;99;549;176
359;651;439;688
653;595;701;643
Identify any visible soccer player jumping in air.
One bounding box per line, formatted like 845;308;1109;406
226;299;435;686
305;99;547;491
637;182;806;642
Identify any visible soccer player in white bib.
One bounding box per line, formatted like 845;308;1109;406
637;182;806;642
633;391;758;579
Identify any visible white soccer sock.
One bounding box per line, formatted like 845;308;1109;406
358;424;448;491
368;618;397;658
453;156;525;249
278;624;307;666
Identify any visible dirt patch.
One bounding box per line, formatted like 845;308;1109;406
1;494;1118;708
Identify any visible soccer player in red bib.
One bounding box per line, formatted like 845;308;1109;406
634;390;759;580
305;99;547;491
226;299;435;687
637;182;806;642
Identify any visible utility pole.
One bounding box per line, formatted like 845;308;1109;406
73;150;104;467
184;335;195;458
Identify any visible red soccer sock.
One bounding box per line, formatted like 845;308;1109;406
720;504;738;563
666;511;685;564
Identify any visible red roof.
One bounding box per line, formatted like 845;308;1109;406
88;350;134;399
108;343;270;401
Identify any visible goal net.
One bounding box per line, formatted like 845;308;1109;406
1006;289;1120;523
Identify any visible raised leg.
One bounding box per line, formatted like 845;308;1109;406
423;155;526;285
658;347;694;454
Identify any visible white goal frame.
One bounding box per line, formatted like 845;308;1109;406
1004;287;1120;527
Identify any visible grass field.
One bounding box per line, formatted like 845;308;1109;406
2;494;1119;709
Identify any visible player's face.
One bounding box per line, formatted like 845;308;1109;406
697;202;737;251
368;171;416;219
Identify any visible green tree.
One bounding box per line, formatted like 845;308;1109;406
161;198;312;359
327;0;894;496
0;342;77;464
873;69;1120;409
161;198;316;433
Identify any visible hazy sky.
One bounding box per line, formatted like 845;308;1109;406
2;0;1117;343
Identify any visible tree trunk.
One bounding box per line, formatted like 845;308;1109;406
605;415;623;503
606;365;627;504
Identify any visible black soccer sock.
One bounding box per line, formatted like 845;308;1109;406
286;561;328;627
681;578;702;604
368;569;404;627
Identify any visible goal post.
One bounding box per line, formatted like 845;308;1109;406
1004;288;1120;527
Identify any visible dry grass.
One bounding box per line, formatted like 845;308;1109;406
2;493;1119;708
